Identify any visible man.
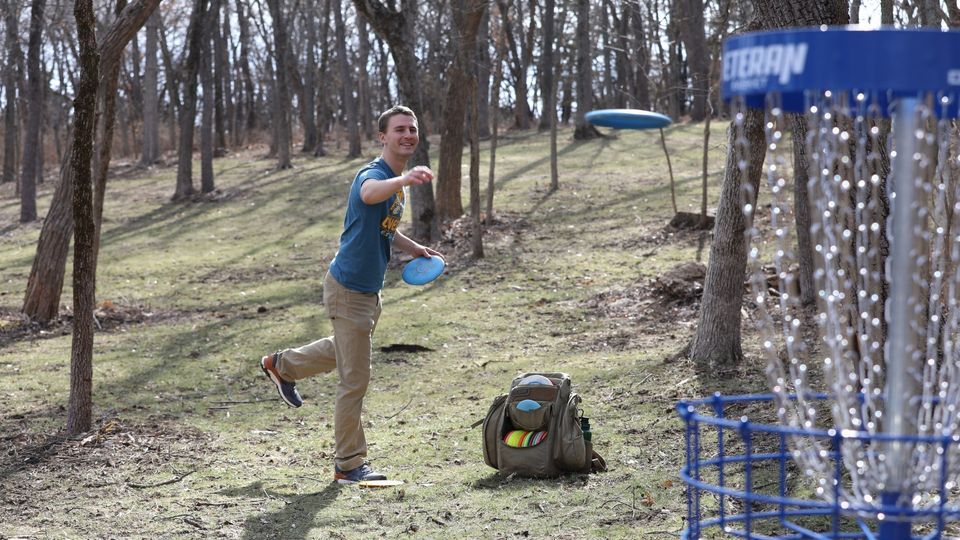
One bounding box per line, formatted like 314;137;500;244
260;105;443;484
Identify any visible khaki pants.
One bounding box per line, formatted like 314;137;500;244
277;271;381;471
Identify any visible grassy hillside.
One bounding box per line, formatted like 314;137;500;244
0;122;765;539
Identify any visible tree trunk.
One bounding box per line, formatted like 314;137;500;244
67;0;100;437
496;0;532;130
159;19;181;153
675;0;709;121
629;1;650;109
174;0;210;199
334;0;361;158
314;0;332;157
688;108;765;371
470;70;483;259
22;150;74;322
353;0;438;243
538;0;555;133
301;0;319;152
212;0;227;155
487;14;504;221
3;0;20;185
573;0;600;140
267;0;293;168
437;0;486;221
19;0;45;223
542;0;557;189
214;0;237;152
236;0;256;137
357;16;373;140
200;0;217;192
140;11;160;165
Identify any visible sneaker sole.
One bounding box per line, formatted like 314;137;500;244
260;358;302;408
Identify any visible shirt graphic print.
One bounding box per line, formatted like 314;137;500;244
380;188;404;240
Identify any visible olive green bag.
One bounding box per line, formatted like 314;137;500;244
481;372;607;478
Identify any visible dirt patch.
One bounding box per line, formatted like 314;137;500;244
439;212;531;259
1;415;216;518
578;262;706;352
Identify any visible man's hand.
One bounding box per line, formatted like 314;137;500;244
410;244;443;260
402;166;435;186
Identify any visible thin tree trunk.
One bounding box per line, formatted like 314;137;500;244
267;0;292;168
3;0;20;185
19;0;45;222
357;16;373;140
470;74;483;259
476;9;491;140
212;0;227;155
334;0;361;158
486;16;504;221
201;0;217;192
314;0;332;157
543;0;557;190
140;11;160;165
301;0;319;152
67;0;100;437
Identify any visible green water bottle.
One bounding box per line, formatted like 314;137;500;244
580;417;592;442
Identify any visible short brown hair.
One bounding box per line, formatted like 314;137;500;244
377;105;417;133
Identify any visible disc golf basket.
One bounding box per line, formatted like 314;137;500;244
678;27;960;539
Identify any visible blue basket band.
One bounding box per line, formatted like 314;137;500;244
721;27;960;116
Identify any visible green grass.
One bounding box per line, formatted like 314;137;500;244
0;123;773;539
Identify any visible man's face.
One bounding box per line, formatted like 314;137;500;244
379;114;419;159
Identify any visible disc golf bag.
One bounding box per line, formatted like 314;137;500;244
481;372;606;477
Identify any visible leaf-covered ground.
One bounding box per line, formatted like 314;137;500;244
0;123;773;539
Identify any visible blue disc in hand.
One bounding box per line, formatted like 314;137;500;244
402;256;445;286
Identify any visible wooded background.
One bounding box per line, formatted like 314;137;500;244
2;0;958;434
7;0;950;227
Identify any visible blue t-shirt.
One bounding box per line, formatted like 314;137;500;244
329;158;404;292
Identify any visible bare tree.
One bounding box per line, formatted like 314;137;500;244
573;0;600;140
140;11;161;165
174;0;210;199
436;0;486;221
353;0;439;242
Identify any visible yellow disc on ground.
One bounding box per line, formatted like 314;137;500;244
357;479;405;488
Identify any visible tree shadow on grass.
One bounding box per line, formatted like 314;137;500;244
218;480;341;540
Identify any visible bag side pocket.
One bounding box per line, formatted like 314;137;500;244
555;393;588;472
482;394;508;469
